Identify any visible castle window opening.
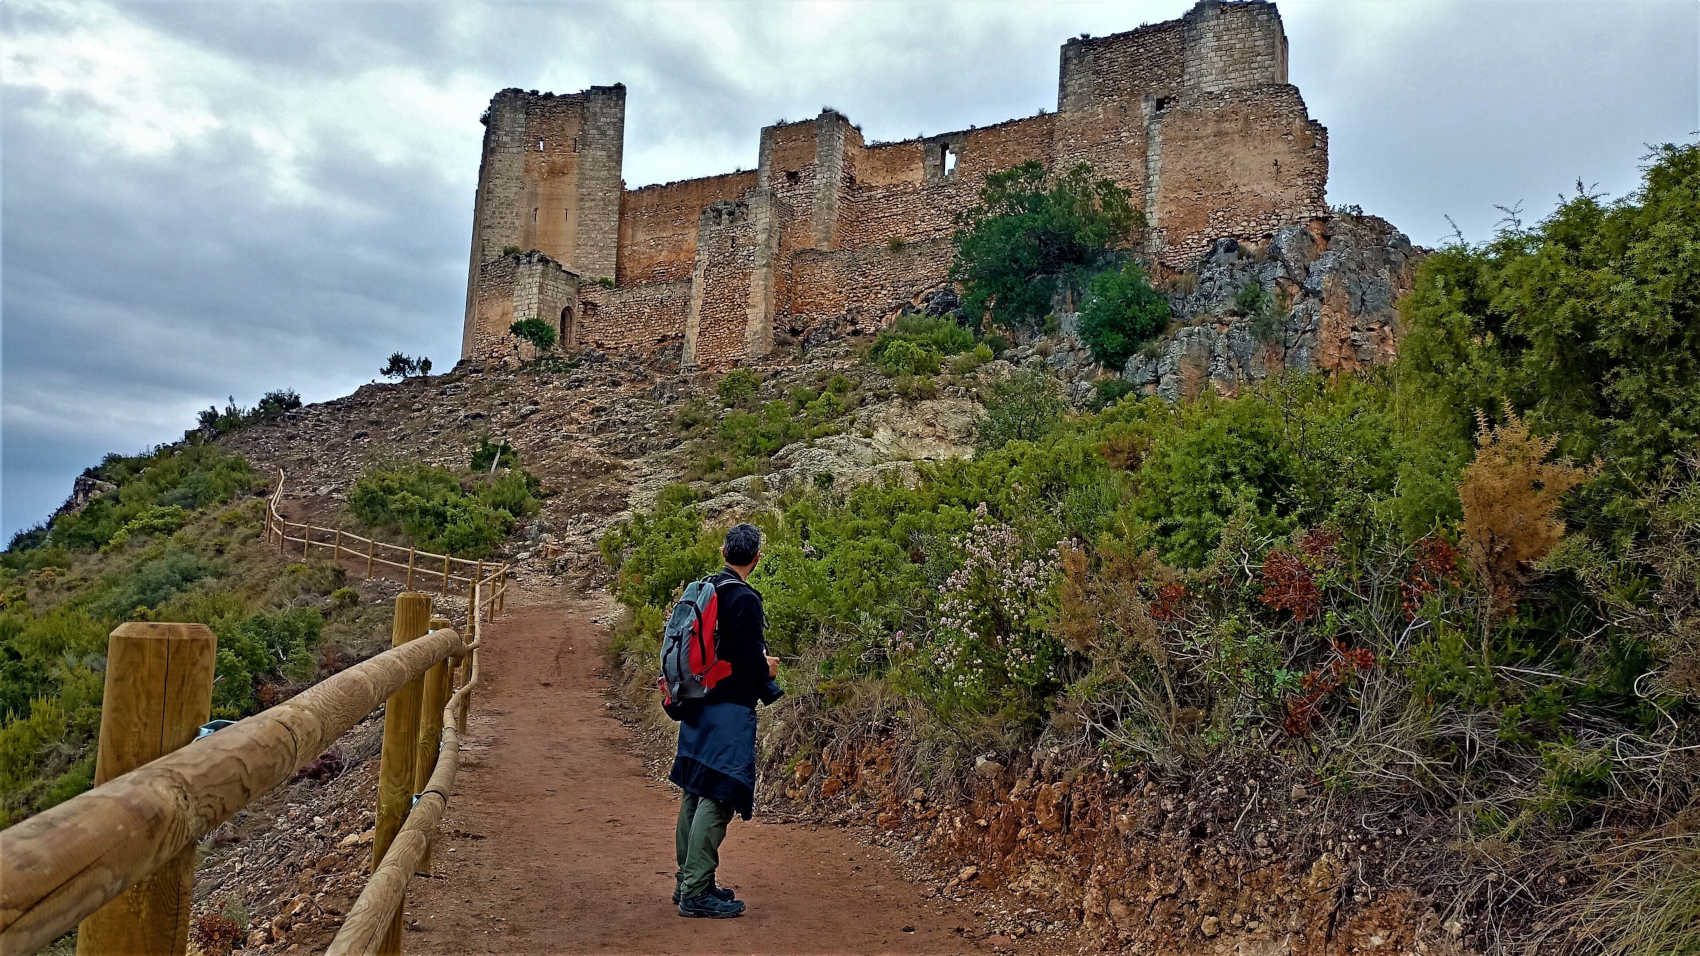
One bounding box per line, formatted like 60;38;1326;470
532;207;538;224
1155;96;1172;112
559;305;574;346
537;139;545;151
943;144;958;178
785;170;800;185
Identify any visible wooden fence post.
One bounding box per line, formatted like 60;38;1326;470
405;548;416;590
74;623;216;956
413;617;452;874
466;564;480;621
302;525;311;559
459;585;479;735
367;538;376;578
374;594;429;956
278;520;285;554
440;554;450;594
333;529;343;563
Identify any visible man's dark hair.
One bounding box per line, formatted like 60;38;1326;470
723;523;762;566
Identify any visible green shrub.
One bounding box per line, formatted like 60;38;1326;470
1089;377;1137;411
674;398;713;432
380;353;431;380
950;343;995;375
1397;141;1700;509
599;484;719;608
348;462;538;558
193;388;303;437
951;161;1141;333
31;445;255;554
509;318;556;353
716;368;761;407
1078;261;1171;369
470;437;519;472
1233;281;1269;315
103;505;189;550
873;339;937;377
975;369;1066;453
212;607;324;716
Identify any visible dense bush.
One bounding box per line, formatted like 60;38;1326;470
470;436;520;472
193;389;303;437
0;444;351;825
866;313;978;379
509;318;556;354
380;352;432;380
974;369;1066;453
1077;261;1171;369
600;144;1700;952
1397;142;1700;502
716;368;761;407
211;607;323;716
5;445;257;561
951;161;1141;333
679;375;862;483
348;461;539;558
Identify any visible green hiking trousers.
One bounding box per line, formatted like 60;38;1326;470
675;792;734;899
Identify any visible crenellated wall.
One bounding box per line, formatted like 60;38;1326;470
460;0;1329;369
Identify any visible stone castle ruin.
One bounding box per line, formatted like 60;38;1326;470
460;0;1328;368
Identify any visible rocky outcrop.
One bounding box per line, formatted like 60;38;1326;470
51;474;118;522
1124;214;1420;399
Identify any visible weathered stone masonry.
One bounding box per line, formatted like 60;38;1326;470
461;0;1328;368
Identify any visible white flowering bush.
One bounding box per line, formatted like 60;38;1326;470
895;506;1062;719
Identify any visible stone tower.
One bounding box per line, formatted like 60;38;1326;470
461;85;625;356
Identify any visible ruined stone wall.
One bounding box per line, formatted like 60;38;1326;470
684;201;761;368
461;1;1331;365
573;86;627;280
786;239;954;331
469;256;518;360
1180;1;1287;96
1149;85;1327;265
462;87;624;348
1057;19;1184;111
618;172;757;285
577;279;693;351
516;256;579;345
467;253;580;359
838;115;1058;250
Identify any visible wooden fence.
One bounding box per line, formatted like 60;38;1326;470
265;469;506;600
0;473;515;956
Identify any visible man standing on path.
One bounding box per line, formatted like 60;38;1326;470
671;523;781;919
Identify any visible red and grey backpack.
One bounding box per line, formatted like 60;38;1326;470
658;573;734;720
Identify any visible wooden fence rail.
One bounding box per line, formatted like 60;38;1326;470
265;469;509;604
0;470;517;955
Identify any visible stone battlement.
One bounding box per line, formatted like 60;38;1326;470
460;0;1328;367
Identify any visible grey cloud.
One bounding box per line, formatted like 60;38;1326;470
4;0;1696;538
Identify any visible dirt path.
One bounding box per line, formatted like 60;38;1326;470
406;586;1003;955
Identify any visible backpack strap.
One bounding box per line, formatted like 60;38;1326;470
704;570;743;655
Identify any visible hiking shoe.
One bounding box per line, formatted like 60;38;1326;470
678;893;744;918
673;882;736;904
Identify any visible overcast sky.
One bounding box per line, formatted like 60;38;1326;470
2;0;1696;540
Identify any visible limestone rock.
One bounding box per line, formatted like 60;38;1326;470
1124;214;1418;399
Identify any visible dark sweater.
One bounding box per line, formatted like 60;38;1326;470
705;567;768;709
